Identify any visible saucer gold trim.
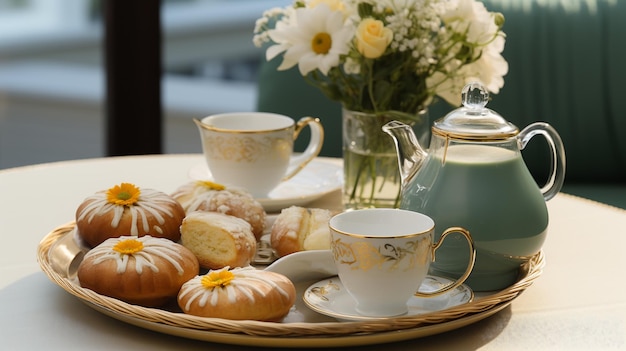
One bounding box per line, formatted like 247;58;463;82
302;275;474;321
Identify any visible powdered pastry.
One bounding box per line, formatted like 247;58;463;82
172;180;266;240
270;206;333;257
178;266;296;321
77;235;199;307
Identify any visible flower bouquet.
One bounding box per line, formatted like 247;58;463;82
254;0;508;208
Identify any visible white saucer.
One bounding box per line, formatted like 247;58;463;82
264;250;337;283
303;276;474;321
188;159;342;212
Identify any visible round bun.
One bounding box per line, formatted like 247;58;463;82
178;266;296;321
172;181;266;240
270;206;333;257
180;211;257;270
77;235;199;307
76;183;186;247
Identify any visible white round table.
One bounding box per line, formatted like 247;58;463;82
1;154;625;350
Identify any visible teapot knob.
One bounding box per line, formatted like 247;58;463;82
461;82;489;110
433;82;518;139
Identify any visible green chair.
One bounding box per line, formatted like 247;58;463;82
256;55;343;158
255;0;626;208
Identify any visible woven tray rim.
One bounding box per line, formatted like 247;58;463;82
37;222;544;338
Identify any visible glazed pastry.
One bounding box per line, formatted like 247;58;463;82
270;206;333;257
171;181;266;240
180;211;257;270
76;182;185;247
178;266;296;321
77;235;199;307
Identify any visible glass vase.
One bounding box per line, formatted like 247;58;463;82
342;108;429;210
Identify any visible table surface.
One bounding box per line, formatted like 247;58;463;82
2;154;625;350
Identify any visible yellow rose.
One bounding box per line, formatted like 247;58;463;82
355;18;393;59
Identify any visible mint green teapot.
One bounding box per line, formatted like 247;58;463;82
383;82;565;291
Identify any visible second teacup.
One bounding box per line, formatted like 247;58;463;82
194;112;324;197
329;208;476;317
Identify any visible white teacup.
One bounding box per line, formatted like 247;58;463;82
194;112;324;197
329;208;476;317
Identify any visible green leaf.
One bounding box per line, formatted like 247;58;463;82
357;2;373;18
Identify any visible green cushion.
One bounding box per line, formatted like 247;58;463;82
483;0;626;183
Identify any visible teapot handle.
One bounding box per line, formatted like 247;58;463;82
518;122;566;201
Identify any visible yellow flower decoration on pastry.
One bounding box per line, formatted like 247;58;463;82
198;180;226;191
112;238;144;255
106;183;141;206
201;269;235;288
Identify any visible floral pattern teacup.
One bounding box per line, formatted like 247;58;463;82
195;112;324;198
329;208;475;317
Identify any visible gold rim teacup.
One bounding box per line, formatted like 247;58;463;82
329;208;475;317
194;112;324;197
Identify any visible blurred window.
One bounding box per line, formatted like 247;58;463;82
0;0;286;168
0;0;93;39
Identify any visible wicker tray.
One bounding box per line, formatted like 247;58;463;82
37;222;544;348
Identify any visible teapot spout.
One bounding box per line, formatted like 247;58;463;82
382;120;428;184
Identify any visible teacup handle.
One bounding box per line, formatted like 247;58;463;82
414;227;476;298
283;117;325;181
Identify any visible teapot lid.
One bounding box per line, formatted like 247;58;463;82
433;82;518;140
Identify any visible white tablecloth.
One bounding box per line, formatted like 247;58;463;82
1;154;625;350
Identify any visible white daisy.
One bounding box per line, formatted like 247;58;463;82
442;0;499;45
266;4;354;76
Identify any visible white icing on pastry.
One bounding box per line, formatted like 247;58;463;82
179;266;291;311
77;188;180;236
86;235;186;275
